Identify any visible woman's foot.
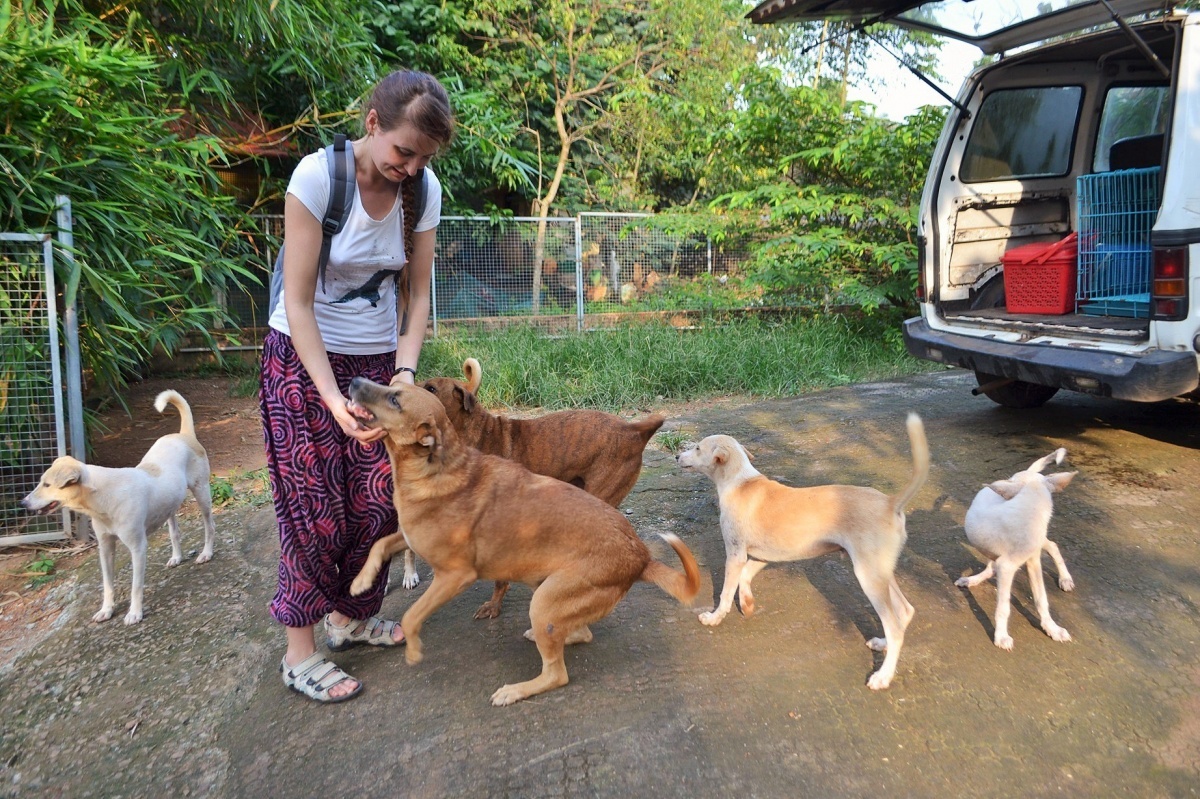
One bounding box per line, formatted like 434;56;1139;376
325;613;405;651
281;652;362;703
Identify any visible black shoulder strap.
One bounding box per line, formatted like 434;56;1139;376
318;133;356;293
267;135;356;316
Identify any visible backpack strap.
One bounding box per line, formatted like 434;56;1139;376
318;134;356;294
267;134;356;316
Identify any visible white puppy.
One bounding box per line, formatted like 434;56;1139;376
677;414;929;690
21;390;217;625
957;448;1076;650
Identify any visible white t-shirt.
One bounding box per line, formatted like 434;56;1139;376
268;147;442;355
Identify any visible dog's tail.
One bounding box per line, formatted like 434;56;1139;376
155;390;196;439
633;413;666;443
640;533;701;606
891;413;930;512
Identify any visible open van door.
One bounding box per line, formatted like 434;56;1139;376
747;0;1170;54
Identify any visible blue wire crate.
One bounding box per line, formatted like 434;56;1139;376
1075;166;1160;318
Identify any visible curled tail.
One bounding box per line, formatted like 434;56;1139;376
154;390;196;439
892;413;930;512
640;533;701;606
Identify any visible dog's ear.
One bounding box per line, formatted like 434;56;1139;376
710;445;728;466
742;445;755;462
52;462;83;489
987;479;1022;500
415;420;442;460
453;385;476;414
1045;471;1077;493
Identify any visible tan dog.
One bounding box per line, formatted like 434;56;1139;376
402;357;664;619
344;377;700;706
957;448;1076;650
21;390;216;625
676;414;929;690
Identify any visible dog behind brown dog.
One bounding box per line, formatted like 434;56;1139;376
345;377;700;706
406;357;664;618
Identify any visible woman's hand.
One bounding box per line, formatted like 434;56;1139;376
327;394;387;444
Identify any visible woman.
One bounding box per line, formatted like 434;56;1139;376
260;70;454;703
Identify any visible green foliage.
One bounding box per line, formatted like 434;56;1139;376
1;4;258;399
210;477;234;506
653;428;694;454
709;81;946;310
26;554;55;588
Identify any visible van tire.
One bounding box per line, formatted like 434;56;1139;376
974;371;1059;408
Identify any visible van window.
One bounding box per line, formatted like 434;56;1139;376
1093;85;1169;171
961;87;1083;182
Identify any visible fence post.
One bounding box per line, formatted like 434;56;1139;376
55;195;87;540
574;216;584;332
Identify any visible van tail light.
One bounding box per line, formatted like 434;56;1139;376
1151;246;1189;321
915;235;927;303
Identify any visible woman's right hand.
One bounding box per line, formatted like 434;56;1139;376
326;394;387;445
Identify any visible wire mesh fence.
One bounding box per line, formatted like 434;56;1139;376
227;213;751;336
1;233;69;545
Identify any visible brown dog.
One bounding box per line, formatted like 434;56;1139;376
345;377;700;706
411;357;665;619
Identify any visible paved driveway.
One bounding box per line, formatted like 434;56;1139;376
3;370;1199;798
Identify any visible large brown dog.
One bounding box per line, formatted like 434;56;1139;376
412;357;665;619
345;377;700;706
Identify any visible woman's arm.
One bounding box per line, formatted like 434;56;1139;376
391;225;435;384
282;193;383;443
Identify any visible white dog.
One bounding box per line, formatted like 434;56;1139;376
677;414;929;690
21;390;216;625
956;448;1076;650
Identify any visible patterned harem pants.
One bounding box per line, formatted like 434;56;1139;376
259;329;397;628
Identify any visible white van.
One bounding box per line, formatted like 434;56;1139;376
749;1;1200;407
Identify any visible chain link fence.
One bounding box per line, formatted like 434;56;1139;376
1;232;69;545
227;212;751;338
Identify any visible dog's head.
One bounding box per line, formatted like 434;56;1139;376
987;449;1076;500
418;357;484;427
22;456;87;515
348;377;452;463
677;434;754;482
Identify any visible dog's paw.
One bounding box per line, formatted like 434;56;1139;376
474;600;502;620
994;634;1014;651
954;576;970;588
1058;576;1075;592
401;571;420;590
166;556;181;568
698;609;725;626
195;551;213;565
92;608;114;623
491;684;526;706
738;594;756;617
405;643;423;665
1044;624;1071;642
123;609;143;625
349;574;374;597
866;637;888;652
866;670;893;691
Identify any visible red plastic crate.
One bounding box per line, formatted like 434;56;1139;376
1002;234;1078;314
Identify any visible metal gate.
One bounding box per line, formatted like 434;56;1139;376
0;230;70;544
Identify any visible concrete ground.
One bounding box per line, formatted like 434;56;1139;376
2;369;1199;798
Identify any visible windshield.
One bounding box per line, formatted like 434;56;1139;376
900;0;1106;39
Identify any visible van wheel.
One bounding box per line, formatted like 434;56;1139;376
974;371;1059;409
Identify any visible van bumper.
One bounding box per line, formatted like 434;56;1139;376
903;317;1199;402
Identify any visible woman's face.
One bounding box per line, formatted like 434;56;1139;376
365;109;441;182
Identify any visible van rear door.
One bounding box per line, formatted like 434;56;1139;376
747;0;1169;54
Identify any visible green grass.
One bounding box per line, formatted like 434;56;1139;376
420;311;932;412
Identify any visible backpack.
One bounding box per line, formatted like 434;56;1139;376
268;133;429;335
